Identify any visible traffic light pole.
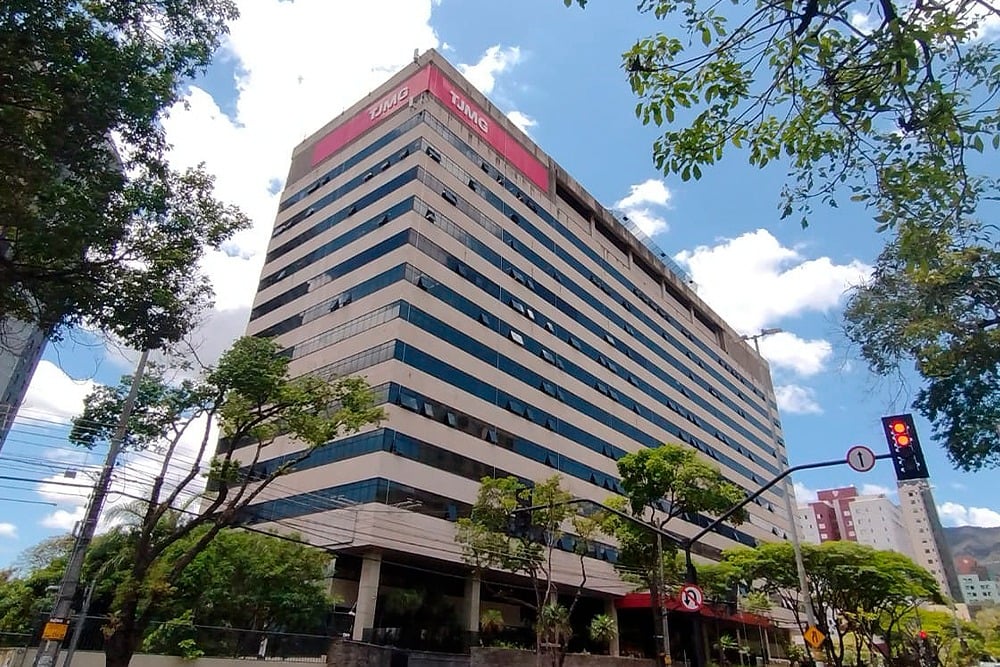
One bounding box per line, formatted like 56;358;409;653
682;453;895;667
512;453;897;667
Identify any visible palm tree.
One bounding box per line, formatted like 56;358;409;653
588;614;617;655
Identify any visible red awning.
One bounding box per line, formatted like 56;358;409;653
615;593;773;628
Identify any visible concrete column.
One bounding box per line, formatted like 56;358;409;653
463;575;482;634
605;598;620;657
352;552;382;641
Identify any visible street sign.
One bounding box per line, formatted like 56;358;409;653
846;445;876;473
803;625;825;649
41;621;69;641
678;584;704;612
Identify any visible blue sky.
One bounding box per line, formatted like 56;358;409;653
2;0;997;565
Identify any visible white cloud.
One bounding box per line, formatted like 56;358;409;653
758;333;833;377
674;229;870;376
859;483;893;497
938;502;1000;528
675;230;870;332
158;0;441;365
617;179;672;209
506;110;537;135
614;179;672;237
15;360;97;425
457;45;522;95
0;523;16;538
775;384;823;415
41;507;84;531
36;414;218;533
794;481;818;503
850;11;877;34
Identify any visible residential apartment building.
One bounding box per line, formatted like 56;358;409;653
797;486;912;556
958;572;999;604
237;49;791;650
899;479;963;602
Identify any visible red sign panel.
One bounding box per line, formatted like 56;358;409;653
310;64;549;193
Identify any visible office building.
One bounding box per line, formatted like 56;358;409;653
797;486;912;556
238;50;791;649
0;236;48;452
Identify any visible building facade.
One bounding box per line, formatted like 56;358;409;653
797;486;912;556
238;50;791;649
958;572;999;605
0;235;48;452
898;479;963;602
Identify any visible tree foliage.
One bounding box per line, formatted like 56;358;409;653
910;609;984;667
0;527;332;657
455;475;599;666
0;540;69;642
723;541;941;667
0;0;250;348
68;335;383;667
844;231;1000;470
602;444;747;661
565;0;1000;470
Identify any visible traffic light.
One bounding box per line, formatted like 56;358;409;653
882;414;929;481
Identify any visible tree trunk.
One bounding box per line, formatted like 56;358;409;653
103;595;143;667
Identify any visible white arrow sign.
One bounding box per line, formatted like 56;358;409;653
846;445;876;473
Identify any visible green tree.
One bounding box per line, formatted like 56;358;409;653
0;1;250;348
974;606;1000;658
724;541;941;667
70;335;383;667
564;0;1000;471
139;528;334;658
910;609;984;667
0;527;333;657
0;536;89;642
588;613;617;655
602;444;746;662
455;475;599;667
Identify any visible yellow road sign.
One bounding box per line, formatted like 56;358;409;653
42;621;69;641
803;625;825;649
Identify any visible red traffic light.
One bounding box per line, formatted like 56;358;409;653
918;630;928;640
882;414;928;481
888;419;911;447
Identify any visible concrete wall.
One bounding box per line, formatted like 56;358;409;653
0;649;325;667
470;648;654;667
0;645;655;667
327;640;468;667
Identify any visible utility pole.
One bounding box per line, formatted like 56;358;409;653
780;476;824;667
656;532;672;665
62;580;95;667
33;349;150;667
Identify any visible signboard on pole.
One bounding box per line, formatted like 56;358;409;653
41;622;69;642
846;445;876;473
803;626;825;649
678;584;704;612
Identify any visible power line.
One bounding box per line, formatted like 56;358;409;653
0;497;56;506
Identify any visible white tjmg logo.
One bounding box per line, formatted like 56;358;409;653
449;90;489;133
368;86;410;121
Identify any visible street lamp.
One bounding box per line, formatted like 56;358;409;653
742;328;784;354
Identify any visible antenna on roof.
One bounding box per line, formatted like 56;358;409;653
413;48;419;63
